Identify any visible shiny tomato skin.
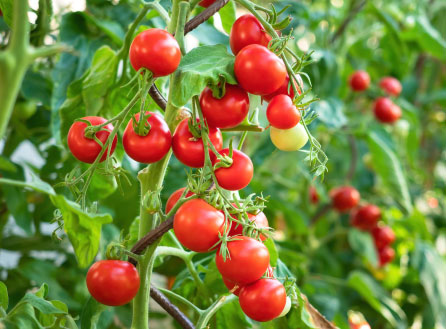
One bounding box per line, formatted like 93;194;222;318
123;112;171;164
222;276;241;296
229;212;269;241
267;94;301;129
172;119;223;168
374;97;401;124
68;116;117;164
229;14;271;55
165;187;195;213
372;225;395;250
215;236;270;285
378;246;395;267
86;260;140;306
212;149;253;191
262;74;301;103
239;278;287;322
270;123;308;151
349;321;372;329
379;77;402;96
129;28;181;77
198;0;216;7
173;199;225;252
350;204;381;231
349;70;370;91
234;44;287;96
330;186;360;212
199;84;250;129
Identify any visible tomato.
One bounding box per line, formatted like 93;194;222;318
198;0;216;7
86;260;140;306
379;77;402;96
349;321;371;329
129;28;181;77
378;246;395;267
270;123;308;151
199;84;249;129
309;186;319;204
349;70;370;91
372;225;395;250
173;199;225;252
239;278;286;322
229;211;269;241
278;296;292;317
330;186;360;212
123;112;171;164
215;236;269;285
373;97;401;124
222;276;241;296
165;187;194;213
267;95;301;129
234;44;287;95
212;149;253;191
13;100;37;120
350;204;381;231
262;74;301;103
68;116;117;164
229;14;271;55
172;118;223;168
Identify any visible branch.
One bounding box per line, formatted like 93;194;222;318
345;134;357;182
310;203;332;225
330;0;367;44
8;0;30;53
184;0;229;34
28;44;71;61
149;85;168;110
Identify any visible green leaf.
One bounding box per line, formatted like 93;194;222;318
0;281;8;312
348;228;378;267
21;294;66;315
21;70;53;107
218;0;236;34
215;299;251;329
0;171;56;196
312;97;347;128
0;156;16;172
0;0;13;27
81;12;124;47
170;45;237;107
80;297;107;329
264;238;278;267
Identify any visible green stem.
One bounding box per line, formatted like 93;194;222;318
175;2;189;54
145;1;171;25
195;295;237;329
8;0;30;53
156;287;203;314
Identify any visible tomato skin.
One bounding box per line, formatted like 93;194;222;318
239;278;286;322
229;212;269;241
234;44;287;96
309;186;319;204
349;70;370;91
129;28;181;77
216;236;270;285
165;187;194;213
68;116;117;164
212;149;253;191
172;119;223;168
349;321;371;329
123;112;171;164
379;77;402;96
270;123;308;151
350;204;381;231
262;74;301;103
267;95;301;129
378;246;395;267
372;225;395;250
199;84;249;129
229;14;271;55
330;186;360;212
198;0;216;7
222;276;241;296
86;260;140;306
173;199;225;252
373;97;401;124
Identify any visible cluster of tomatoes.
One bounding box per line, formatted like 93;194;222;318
349;70;402;124
329;186;396;267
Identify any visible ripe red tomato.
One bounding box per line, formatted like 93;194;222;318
68;116;117;164
229;14;271;55
129;28;181;77
123;112;171;164
372;225;395;250
309;186;319;204
215;236;269;285
349;70;370;91
172;118;223;168
234;44;287;95
173;199;225;252
379;77;402;96
373;97;401;124
378;246;395;267
222;276;241;296
349;321;371;329
199;84;249;129
229;211;269;241
270;123;308;151
86;260;140;306
330;186;360;212
198;0;216;7
239;278;286;322
262;74;301;103
350;204;381;231
266;95;301;129
212;149;253;191
165;187;194;213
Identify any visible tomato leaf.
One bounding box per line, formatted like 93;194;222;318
0;0;13;27
215;299;251;329
218;0;236;34
312;97;347;128
348;228;378;267
0;281;8;312
264;238;278;267
80;297;108;329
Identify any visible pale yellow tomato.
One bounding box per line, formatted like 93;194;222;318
270;123;308;151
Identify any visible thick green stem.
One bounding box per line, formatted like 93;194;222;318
195;295;237;329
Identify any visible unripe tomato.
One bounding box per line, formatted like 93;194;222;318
165;187;195;213
309;186;319;204
199;84;249;129
173;199;225;252
212;149;253;191
267;94;301;129
198;0;216;7
270;123;308;151
378;246;395;267
216;236;269;285
129;28;181;77
68;116;117;164
172;118;223;168
13;100;37;120
350;204;381;231
239;278;287;322
229;211;269;241
379;77;402;96
373;97;401;124
372;225;395;250
262;74;301;103
278;296;292;317
349;70;370;92
122;112;171;164
229;14;271;55
234;44;287;95
86;260;140;306
222;276;241;296
330;186;360;212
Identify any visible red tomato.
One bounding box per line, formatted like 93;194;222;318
372;225;395;250
266;95;301;129
212;149;253;191
234;44;287;95
215;236;269;285
262;74;301;103
86;260;140;306
68;116;117;164
199;84;249;129
379;77;402;96
378;246;395;267
129;28;181;77
172;118;223;168
229;211;269;241
222;276;241;296
173;199;225;252
330;186;360;212
349;321;371;329
309;186;319;204
239;278;286;322
229;14;271;55
165;187;194;213
198;0;216;7
349;70;370;91
350;204;381;231
373;97;401;124
122;112;171;164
